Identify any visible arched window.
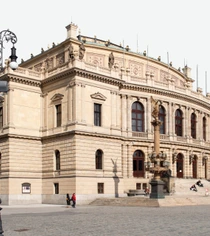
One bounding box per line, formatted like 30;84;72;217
175;109;183;136
132;102;144;132
133;150;145;177
203;117;207;141
191;113;196;139
95;149;103;169
55;150;60;171
159;105;166;134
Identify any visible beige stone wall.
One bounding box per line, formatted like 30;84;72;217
1;23;210;204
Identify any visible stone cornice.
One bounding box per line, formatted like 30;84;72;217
121;83;210;110
2;74;41;87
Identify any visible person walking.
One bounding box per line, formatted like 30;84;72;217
71;193;76;208
66;193;71;208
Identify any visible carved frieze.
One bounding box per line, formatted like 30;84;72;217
160;70;169;82
34;63;42;72
87;53;104;66
114;57;124;71
56;53;65;66
147;65;158;79
129;60;143;77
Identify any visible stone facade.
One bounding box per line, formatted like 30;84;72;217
0;23;209;205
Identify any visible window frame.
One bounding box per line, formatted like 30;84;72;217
191;113;196;139
55;150;60;171
132;101;145;132
55;104;62;127
175;109;183;136
94;103;102;126
203;117;207;141
159;105;166;134
95;149;103;170
98;183;104;194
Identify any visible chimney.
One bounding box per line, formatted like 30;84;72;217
182;65;191;78
66;23;78;39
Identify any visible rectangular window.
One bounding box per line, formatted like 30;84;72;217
94;103;101;126
54;183;59;194
136;183;141;189
0;107;3;129
98;183;104;194
143;183;147;190
56;104;61;127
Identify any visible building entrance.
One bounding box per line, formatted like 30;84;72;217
176;153;183;178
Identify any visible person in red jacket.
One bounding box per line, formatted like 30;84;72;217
71;193;76;208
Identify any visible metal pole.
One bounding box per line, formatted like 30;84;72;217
0;29;17;71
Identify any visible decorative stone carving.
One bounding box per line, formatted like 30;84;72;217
56;53;65;66
90;92;107;101
87;53;104;66
108;52;114;68
79;43;86;60
51;93;64;102
68;43;75;61
129;61;143;77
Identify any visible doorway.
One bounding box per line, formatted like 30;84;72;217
176;153;183;178
192;156;197;178
133;150;145;177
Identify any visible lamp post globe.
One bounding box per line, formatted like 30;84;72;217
0;29;18;71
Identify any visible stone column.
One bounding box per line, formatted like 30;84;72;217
3;94;7;127
121;144;127;177
110;91;116;128
169;102;173;137
116;93;120;129
147;97;152;134
67;83;73;123
7;88;14;126
127;144;132;178
81;83;86;123
121;95;127;134
127;96;132;132
40;93;48;130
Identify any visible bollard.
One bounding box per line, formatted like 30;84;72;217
0;198;3;236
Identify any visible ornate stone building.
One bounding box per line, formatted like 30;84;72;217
0;23;209;205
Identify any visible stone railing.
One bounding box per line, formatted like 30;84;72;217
132;132;148;138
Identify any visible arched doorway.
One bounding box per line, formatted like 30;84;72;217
133;150;145;177
205;159;208;179
192;156;197;178
176;153;183;178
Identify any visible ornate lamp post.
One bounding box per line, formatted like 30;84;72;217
0;29;18;71
146;96;169;199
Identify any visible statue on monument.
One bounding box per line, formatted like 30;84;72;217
151;96;161;120
79;43;86;60
68;43;75;61
108;52;114;68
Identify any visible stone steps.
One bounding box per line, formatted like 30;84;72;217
90;196;159;207
89;178;210;207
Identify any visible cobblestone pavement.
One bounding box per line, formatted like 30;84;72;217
1;204;210;236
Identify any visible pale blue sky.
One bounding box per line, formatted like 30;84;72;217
1;0;209;92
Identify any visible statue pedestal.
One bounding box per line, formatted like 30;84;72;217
149;179;165;199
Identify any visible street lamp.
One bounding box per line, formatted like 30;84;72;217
145;97;170;199
0;29;18;71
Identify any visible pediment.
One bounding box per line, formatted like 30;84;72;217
90;92;107;101
51;93;64;102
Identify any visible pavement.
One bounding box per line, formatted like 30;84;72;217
1;203;210;236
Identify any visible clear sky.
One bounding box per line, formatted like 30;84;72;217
1;0;209;93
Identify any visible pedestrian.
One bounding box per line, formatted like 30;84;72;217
71;193;76;208
66;193;71;207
